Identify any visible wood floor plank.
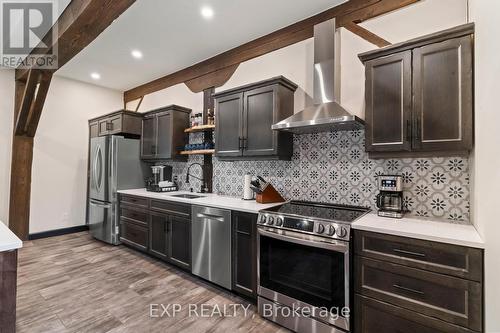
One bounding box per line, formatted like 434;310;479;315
16;232;287;333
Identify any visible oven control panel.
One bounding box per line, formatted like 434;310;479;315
257;213;350;240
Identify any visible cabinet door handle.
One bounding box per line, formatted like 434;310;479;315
393;284;425;296
416;117;421;142
406;119;411;143
238;137;243;150
243;137;248;150
393;248;426;258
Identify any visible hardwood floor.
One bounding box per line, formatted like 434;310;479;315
16;232;287;333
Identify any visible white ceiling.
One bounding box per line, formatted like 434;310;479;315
56;0;347;91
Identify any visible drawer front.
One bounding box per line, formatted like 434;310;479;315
355;256;482;331
354;231;483;281
355;295;476;333
120;221;148;252
120;206;148;226
120;195;149;209
150;200;190;218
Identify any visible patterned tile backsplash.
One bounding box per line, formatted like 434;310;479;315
162;130;470;224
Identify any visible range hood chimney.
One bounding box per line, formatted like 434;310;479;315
272;18;365;134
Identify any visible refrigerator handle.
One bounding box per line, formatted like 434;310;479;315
95;145;102;193
92;146;98;190
89;200;112;209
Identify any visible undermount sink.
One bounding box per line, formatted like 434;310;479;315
170;194;205;199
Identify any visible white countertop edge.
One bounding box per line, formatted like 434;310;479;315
117;189;285;214
352;214;484;249
0;221;23;252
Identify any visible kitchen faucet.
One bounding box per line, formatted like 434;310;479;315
185;163;208;193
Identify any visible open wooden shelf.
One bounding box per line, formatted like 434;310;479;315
184;124;215;133
179;149;215;155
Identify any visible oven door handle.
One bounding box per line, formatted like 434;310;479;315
258;227;349;253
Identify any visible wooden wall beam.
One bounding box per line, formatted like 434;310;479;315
124;0;419;102
9;80;33;241
344;22;391;47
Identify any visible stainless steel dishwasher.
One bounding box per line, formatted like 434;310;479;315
191;206;232;289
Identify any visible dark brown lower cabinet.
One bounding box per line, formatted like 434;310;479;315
353;230;483;333
147;209;191;270
355;295;476;333
0;250;17;333
232;211;258;299
120;220;148;252
169;215;191;270
149;212;169;260
119;195;191;270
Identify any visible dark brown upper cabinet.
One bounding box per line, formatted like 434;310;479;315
359;23;474;156
364;51;412;152
89;110;143;138
140;105;191;161
412;36;473;151
214;76;297;160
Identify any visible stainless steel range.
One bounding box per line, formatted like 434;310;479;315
257;201;370;333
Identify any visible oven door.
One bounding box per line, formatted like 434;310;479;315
257;226;350;331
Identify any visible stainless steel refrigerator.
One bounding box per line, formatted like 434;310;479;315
88;135;145;245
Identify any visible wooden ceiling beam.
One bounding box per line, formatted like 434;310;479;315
185;64;240;93
124;0;383;103
344;22;391;47
124;0;420;103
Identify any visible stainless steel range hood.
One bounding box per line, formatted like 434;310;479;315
272;18;364;134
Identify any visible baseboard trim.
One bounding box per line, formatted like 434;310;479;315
28;225;89;240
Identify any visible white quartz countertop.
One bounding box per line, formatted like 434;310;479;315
0;221;23;252
117;189;285;214
352;213;484;249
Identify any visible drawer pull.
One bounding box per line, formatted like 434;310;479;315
393;284;425;296
393;248;426;258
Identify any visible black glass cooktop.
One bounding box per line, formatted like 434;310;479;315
263;201;370;223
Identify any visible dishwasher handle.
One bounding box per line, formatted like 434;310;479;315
196;213;225;222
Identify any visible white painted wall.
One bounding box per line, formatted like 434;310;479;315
468;1;500;331
0;70;14;226
29;76;122;233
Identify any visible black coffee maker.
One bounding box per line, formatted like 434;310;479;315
376;175;404;218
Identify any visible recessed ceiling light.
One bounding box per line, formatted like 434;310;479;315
131;49;143;59
90;72;101;80
201;6;214;19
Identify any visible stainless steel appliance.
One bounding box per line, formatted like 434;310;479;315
191;206;232;289
376;175;404;218
88;136;145;245
257;201;370;333
272;19;364;134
